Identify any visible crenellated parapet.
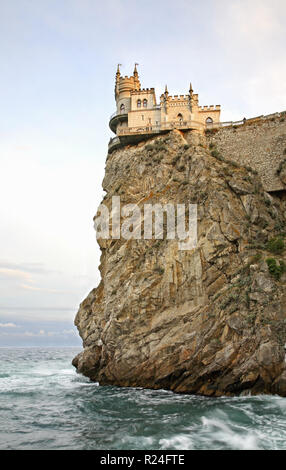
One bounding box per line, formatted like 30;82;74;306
198;105;221;111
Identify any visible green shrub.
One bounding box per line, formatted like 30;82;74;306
211;149;219;158
246;312;256;325
266;258;286;280
266;237;285;254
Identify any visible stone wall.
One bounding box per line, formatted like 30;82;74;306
208;114;286;192
128;108;161;128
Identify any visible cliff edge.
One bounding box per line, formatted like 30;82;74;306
73;128;286;397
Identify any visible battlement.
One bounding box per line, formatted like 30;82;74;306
169;95;189;101
119;76;137;83
131;88;155;94
198;105;221;112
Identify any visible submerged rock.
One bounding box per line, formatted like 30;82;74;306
73;130;286;397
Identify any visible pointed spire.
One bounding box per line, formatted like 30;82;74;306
189;82;193;95
165;84;168;95
116;64;121;77
134;63;139;77
115;64;121;100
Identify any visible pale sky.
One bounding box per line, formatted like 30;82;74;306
1;0;286;346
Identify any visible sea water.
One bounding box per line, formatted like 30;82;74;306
0;347;286;450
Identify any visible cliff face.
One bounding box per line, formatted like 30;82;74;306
73;129;286;397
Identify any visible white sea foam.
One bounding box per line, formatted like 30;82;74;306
201;415;260;450
159;435;194;450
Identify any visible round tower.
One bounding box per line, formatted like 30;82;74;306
110;65;141;134
116;64;141;114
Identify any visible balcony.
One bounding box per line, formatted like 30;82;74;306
108;136;122;154
109;112;128;133
116;120;205;137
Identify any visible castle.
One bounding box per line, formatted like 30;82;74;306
109;65;221;153
107;65;286;195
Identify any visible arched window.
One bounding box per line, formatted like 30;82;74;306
177;113;183;123
206;117;213;124
137;99;141;108
120;103;125;114
143;99;147;108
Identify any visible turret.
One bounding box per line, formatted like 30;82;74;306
189;82;194;109
110;65;142;133
115;64;141;115
133;63;139;80
115;64;121;100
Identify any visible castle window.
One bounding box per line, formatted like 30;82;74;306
143;99;147;108
120;104;125;114
137;99;141;108
177;113;183;123
206;117;213;124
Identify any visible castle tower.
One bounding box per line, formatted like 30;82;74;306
115;64;141;115
110;64;142;134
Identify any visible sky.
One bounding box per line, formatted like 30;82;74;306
0;0;286;346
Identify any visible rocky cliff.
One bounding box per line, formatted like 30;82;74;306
73;128;286;397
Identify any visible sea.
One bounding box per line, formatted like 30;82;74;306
1;347;286;450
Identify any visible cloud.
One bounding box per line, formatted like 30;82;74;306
19;283;71;294
0;263;71;295
15;330;53;337
0;267;32;282
224;0;284;39
0;322;17;328
62;329;77;335
0;261;60;275
0;306;77;323
209;0;286;118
